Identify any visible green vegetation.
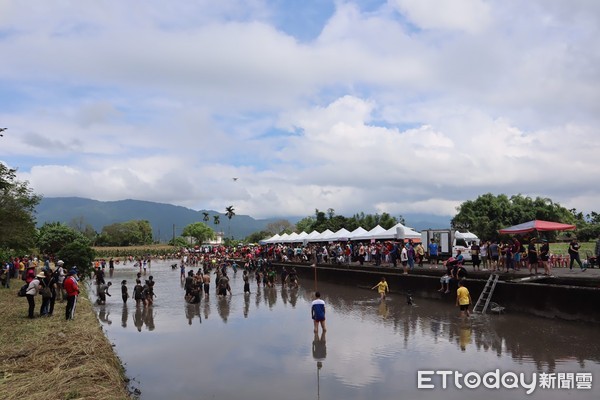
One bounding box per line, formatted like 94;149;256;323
294;209;402;234
93;244;178;258
0;163;40;256
96;220;153;246
36;222;96;278
182;222;215;245
452;193;600;241
0;286;131;400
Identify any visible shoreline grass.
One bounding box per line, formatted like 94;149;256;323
0;284;132;400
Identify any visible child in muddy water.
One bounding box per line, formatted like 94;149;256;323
311;292;327;334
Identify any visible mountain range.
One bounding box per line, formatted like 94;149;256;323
35;197;451;241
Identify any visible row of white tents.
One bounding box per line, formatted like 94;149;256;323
261;223;422;244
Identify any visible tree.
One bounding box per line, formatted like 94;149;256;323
452;193;576;240
267;219;294;234
37;222;84;257
294;217;315;233
0;163;40;253
245;230;272;243
202;212;210;223
225;205;235;238
35;222;94;279
182;222;215;244
96;220;153;246
213;215;220;231
56;237;95;279
168;236;189;247
68;216;97;242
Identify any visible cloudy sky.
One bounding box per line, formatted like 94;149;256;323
1;0;598;220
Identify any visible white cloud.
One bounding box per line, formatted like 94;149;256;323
391;0;492;33
1;0;599;221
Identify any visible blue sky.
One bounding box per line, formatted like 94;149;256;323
1;0;599;219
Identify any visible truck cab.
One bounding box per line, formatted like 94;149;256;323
452;231;480;262
421;229;480;263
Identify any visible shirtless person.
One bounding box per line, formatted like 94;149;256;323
202;270;211;299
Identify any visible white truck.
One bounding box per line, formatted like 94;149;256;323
420;229;481;262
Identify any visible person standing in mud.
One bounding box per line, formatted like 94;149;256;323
145;276;155;306
133;279;145;307
371;277;389;301
121;280;129;303
255;269;262;288
184;270;194;299
97;282;112;305
202;270;211;299
217;273;231;297
311;292;327;334
456;280;472;318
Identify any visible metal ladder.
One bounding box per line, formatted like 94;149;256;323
473;274;499;314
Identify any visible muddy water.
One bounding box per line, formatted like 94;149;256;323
91;261;599;400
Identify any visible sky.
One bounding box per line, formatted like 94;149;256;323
1;0;599;220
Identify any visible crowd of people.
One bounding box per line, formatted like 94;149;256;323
3;234;598;322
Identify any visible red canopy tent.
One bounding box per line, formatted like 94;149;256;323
498;220;576;234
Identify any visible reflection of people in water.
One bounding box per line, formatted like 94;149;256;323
217;296;230;323
121;304;128;328
203;298;210;320
144;306;155;331
133;306;144;332
243;270;251;294
280;286;288;305
459;322;472;351
289;287;298;307
98;306;112;325
185;303;201;325
267;285;277;309
243;292;250;318
312;331;327;361
378;301;389;319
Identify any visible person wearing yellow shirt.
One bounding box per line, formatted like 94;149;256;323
371;277;389;301
456;280;472;317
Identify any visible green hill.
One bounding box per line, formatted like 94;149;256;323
35;197;284;241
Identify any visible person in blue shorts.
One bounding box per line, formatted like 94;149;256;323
311;292;327;334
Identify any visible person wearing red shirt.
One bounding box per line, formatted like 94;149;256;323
64;269;80;320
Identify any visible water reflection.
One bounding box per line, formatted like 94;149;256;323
185;303;201;325
98;305;112;325
216;296;230;323
121;304;128;328
91;262;600;400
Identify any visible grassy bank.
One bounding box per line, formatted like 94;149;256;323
0;285;131;400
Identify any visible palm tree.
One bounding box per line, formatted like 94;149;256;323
202;212;209;223
213;215;220;232
225;205;235;239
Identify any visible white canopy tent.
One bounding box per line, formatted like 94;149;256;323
347;227;368;240
263;233;280;244
293;231;308;243
353;225;386;241
326;228;352;242
309;229;334;242
369;223;421;241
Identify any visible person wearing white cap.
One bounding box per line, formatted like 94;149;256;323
55;260;66;301
25;272;45;318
